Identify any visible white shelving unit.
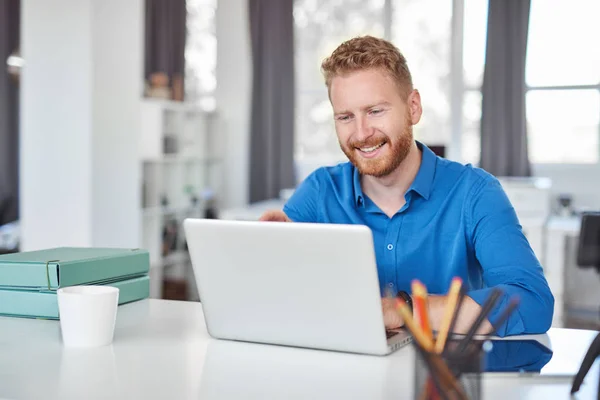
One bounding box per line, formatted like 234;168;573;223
139;99;223;299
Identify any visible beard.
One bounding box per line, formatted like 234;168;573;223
339;121;414;178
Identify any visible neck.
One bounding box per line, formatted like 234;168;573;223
361;141;422;204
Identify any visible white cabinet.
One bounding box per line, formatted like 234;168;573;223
498;177;552;264
139;100;223;299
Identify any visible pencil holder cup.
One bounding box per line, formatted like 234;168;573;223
413;341;485;400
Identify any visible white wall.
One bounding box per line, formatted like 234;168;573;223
91;0;143;247
20;0;142;250
215;0;252;209
533;164;600;212
20;0;94;249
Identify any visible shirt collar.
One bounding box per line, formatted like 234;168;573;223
353;165;365;207
353;140;437;207
408;141;437;200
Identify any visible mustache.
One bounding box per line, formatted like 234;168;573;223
349;136;389;149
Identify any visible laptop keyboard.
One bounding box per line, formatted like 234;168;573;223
386;330;399;339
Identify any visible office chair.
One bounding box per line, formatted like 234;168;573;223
577;212;600;274
571;212;600;398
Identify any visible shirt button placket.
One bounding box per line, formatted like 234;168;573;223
391;216;403;288
384;217;400;288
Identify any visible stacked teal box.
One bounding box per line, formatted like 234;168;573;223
0;247;150;319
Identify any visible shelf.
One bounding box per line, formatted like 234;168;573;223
142;155;222;165
141;205;205;218
162;250;191;265
140;98;221;298
143;98;218;115
150;250;191;269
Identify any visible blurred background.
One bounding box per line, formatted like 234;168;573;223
0;0;598;328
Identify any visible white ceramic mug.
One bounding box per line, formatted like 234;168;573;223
57;286;119;348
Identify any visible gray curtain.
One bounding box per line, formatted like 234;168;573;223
0;0;20;225
480;0;531;177
248;0;296;203
144;0;186;91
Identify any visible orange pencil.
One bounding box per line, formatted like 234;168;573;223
395;298;434;352
412;280;433;340
434;277;463;354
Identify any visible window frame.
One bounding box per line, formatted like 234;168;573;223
293;0;600;168
451;0;600;167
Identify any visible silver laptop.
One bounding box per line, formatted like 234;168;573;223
183;218;412;356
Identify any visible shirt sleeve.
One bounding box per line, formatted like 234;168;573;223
282;169;322;223
465;177;555;337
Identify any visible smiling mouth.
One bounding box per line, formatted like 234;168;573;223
356;142;385;154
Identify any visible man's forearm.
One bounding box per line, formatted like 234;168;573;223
426;295;493;335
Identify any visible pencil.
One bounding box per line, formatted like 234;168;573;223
455;287;503;354
414;343;449;400
412;280;433;340
413;334;467;400
571;332;600;394
429;353;468;400
395;298;434;352
397;297;466;399
434;277;463;354
490;296;520;335
446;287;465;347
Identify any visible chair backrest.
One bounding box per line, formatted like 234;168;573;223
576;212;600;271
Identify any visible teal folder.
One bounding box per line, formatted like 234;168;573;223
0;247;150;290
0;275;150;319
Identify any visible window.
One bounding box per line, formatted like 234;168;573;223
460;0;488;165
294;0;386;162
293;0;451;162
294;0;600;166
527;90;599;163
185;0;217;111
525;0;600;164
391;0;452;149
459;0;600;165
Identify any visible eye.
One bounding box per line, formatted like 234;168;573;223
369;108;383;115
336;115;352;122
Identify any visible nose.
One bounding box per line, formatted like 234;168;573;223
355;115;374;141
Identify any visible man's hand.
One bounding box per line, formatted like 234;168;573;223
382;297;404;329
259;210;292;222
428;294;493;335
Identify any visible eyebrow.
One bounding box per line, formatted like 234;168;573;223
334;101;392;116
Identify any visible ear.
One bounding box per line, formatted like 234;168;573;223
407;89;423;125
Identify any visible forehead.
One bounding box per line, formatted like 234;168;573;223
329;69;404;111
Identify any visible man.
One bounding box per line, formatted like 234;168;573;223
260;36;554;337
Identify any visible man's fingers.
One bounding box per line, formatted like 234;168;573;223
381;294;405;329
383;309;403;329
259;210;290;222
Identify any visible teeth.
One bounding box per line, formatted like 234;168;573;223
359;143;384;153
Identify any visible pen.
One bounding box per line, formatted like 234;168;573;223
412;280;433;340
570;331;600;394
434;278;463;354
490;295;520;335
445;286;466;351
397;299;467;400
455;287;503;354
414;342;448;400
395;298;434;352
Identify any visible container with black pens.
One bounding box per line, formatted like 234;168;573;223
393;278;520;400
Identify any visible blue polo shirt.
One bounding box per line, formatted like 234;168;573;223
283;142;554;336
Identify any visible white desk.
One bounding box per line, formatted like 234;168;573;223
0;299;597;400
545;215;583;328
